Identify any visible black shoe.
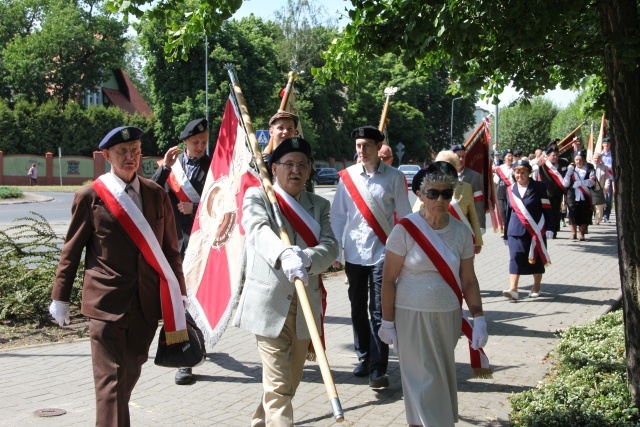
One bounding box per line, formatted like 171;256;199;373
368;370;389;389
175;367;194;385
353;358;369;377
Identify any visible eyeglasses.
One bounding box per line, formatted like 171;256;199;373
276;162;309;171
422;188;454;200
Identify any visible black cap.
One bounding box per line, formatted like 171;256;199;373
99;126;144;150
450;144;466;153
503;148;513;157
514;159;532;172
411;161;457;194
546;145;559;154
514;149;523;157
269;137;312;168
602;137;611;143
269;111;299;127
574;150;587;159
179;118;208;141
351;126;385;142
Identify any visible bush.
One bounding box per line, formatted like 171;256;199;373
509;310;639;426
0;186;23;199
0;213;82;323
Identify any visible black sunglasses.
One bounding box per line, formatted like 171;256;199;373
423;188;454;200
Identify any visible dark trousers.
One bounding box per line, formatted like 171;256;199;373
498;198;508;227
604;186;613;220
345;261;388;374
89;298;158;427
549;194;563;235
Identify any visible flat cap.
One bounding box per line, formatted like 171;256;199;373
351;126;385;143
269;111;299;127
99;126;144;150
179;118;208;141
450;144;466;153
269;137;312;169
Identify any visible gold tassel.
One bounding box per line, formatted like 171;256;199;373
306;350;317;362
165;329;189;345
529;258;536;264
472;368;494;379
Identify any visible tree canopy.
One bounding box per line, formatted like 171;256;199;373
497;98;559;155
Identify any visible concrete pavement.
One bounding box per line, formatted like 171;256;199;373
0;215;621;426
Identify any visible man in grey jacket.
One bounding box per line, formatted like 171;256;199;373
234;137;338;426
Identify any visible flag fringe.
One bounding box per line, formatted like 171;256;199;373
164;329;189;345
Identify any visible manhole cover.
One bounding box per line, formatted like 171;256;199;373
33;408;67;417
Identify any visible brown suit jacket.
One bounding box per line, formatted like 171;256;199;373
52;176;186;323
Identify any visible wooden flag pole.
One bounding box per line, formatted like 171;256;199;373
378;86;398;133
225;64;345;423
265;72;298;155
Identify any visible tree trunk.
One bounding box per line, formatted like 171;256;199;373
599;0;640;408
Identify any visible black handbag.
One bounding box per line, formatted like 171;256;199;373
590;179;606;206
154;311;206;368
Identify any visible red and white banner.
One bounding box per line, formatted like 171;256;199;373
167;162;201;203
182;97;260;347
92;174;187;343
399;213;491;376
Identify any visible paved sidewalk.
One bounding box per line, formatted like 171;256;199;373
0;217;621;426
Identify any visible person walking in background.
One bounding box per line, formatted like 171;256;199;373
592;152;610;225
49;126;187;426
563;150;596;241
536;142;568;238
502;159;555;300
451;144;486;233
494;148;514;226
380;161;488;426
378;144;394;166
600;138;614;222
330;125;412;389
28;163;37;186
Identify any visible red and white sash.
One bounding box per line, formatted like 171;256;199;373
571;170;593;204
273;185;327;357
541;161;566;194
339;165;392;244
168;162;201;203
496;165;513;187
473;190;483;202
448;199;476;244
507;186;551;266
399;213;491;377
92;173;187;344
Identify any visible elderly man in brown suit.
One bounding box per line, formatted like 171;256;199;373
49;126;186;427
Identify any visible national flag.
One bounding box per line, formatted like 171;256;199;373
182;96;260;347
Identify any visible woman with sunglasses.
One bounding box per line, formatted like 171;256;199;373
502;159;555;300
379;161;488;427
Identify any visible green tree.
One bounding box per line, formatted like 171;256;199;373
3;0;127;106
315;0;640;409
498;98;559;155
550;93;603;144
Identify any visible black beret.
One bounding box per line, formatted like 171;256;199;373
574;150;587;159
269;137;312;168
503;148;513;157
514;149;523;156
602;137;611;143
450;144;466;153
269;111;299;127
179;118;208;141
493;151;501;156
351;126;385;143
514;159;532;172
99;126;144;150
546;144;559;154
412;161;457;194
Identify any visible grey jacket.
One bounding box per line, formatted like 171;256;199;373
460;167;486;229
233;187;338;339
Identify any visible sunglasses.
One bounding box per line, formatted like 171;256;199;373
422;188;454;200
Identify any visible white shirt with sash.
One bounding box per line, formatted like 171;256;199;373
330;161;412;266
168;162;201;203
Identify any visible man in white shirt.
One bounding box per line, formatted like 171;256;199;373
601;138;614;222
330;126;412;389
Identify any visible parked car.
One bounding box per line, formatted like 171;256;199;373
398;164;421;185
315;168;340;185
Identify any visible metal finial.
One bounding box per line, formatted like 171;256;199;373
384;86;398;96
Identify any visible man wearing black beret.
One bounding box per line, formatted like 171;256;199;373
330;125;412;389
537;143;568;237
151;118;212;385
50;126;186;425
493;148;515;226
451;144;486;233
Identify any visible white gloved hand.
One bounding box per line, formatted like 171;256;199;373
290;246;311;268
545;230;554;239
471;316;488;350
279;248;309;286
567;165;575;175
573;180;582;189
49;300;70;326
378;320;398;346
480;228;486;235
182;295;189;310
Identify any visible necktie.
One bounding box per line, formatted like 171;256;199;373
125;184;143;213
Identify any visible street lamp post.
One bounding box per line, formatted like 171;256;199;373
450;96;463;147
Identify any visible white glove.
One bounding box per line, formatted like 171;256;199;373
471;316;488;350
290;246;311;268
545;231;554;239
279;248;309;286
378;320;398;346
480;228;486;235
567;165;575;175
182;295;189;310
573;180;582;189
49;300;70;326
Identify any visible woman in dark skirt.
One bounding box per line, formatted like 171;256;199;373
562;150;596;241
502;160;555;300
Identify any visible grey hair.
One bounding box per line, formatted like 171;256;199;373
418;172;457;193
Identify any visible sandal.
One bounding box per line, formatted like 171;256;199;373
569;234;577;240
579;234;586;241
